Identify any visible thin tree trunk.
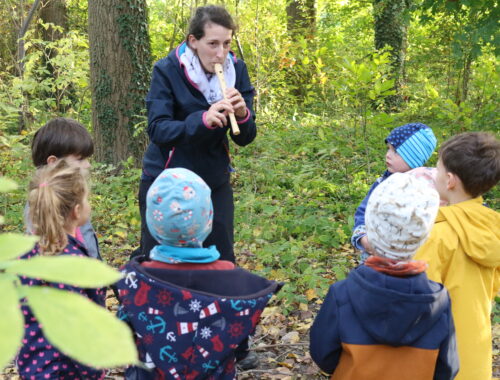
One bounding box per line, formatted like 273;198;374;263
39;0;71;112
17;0;42;132
373;0;411;109
285;0;316;101
461;53;472;103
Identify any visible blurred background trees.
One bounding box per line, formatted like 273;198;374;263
0;0;497;164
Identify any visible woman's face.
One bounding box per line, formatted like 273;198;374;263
188;22;232;73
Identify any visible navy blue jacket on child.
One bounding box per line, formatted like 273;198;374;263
121;168;281;379
310;265;457;380
16;235;105;380
351;123;437;253
117;258;280;379
313;173;458;380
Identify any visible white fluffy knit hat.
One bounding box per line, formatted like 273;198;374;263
365;172;440;261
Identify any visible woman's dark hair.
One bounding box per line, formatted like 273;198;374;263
32;118;94;167
187;5;237;41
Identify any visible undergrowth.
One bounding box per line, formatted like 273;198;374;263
0;113;498;314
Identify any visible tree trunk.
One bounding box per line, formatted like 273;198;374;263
373;0;411;108
39;0;71;112
88;0;151;166
39;0;67;40
286;0;315;39
285;0;316;101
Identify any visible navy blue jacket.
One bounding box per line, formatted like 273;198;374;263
310;265;458;380
351;170;392;250
117;258;281;379
142;43;257;190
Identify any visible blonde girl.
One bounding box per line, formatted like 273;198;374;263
17;159;105;380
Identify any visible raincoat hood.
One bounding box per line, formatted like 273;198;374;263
437;197;500;268
347;265;449;346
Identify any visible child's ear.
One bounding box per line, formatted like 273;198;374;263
447;172;460;191
46;155;58;165
71;204;82;221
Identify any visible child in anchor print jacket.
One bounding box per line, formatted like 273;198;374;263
117;168;281;379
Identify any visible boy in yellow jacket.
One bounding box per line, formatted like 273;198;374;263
415;132;500;380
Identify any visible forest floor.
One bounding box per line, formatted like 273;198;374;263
2;244;499;379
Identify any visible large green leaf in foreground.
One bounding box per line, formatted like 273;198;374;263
23;286;137;368
0;233;38;262
6;255;122;287
0;276;24;370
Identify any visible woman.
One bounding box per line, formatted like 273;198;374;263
138;5;256;263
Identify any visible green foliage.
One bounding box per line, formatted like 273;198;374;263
231;114;380;312
0;0;498;336
90;158;142;264
0;22;91;132
0;178;138;371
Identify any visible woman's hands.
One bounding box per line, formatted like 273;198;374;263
224;88;247;119
205;88;247;128
205;99;233;128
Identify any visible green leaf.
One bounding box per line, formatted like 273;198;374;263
0;177;18;193
0;275;24;370
23;286;138;368
0;234;38;261
359;66;372;83
379;80;394;92
6;256;123;288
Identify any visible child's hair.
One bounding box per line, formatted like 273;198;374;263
187;5;237;42
28;159;88;255
440;132;500;198
32;118;94;167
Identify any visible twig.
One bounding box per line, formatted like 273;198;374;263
239;369;295;375
250;342;309;350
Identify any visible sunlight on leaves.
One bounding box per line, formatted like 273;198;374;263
6;256;123;288
23;286;138;368
0;276;24;370
0;234;38;262
0;177;18;193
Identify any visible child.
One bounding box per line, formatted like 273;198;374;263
311;173;458;380
414;132;500;380
24;117;101;260
117;168;281;379
17;159;105;379
352;123;437;259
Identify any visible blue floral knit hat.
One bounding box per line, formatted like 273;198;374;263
146;168;219;263
385;123;437;169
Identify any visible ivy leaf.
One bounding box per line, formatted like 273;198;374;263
0;233;38;261
6;256;123;288
0;177;18;192
23;286;138;368
0;275;24;370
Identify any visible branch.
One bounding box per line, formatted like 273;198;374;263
19;0;42;39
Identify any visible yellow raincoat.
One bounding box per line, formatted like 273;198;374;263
415;197;500;380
